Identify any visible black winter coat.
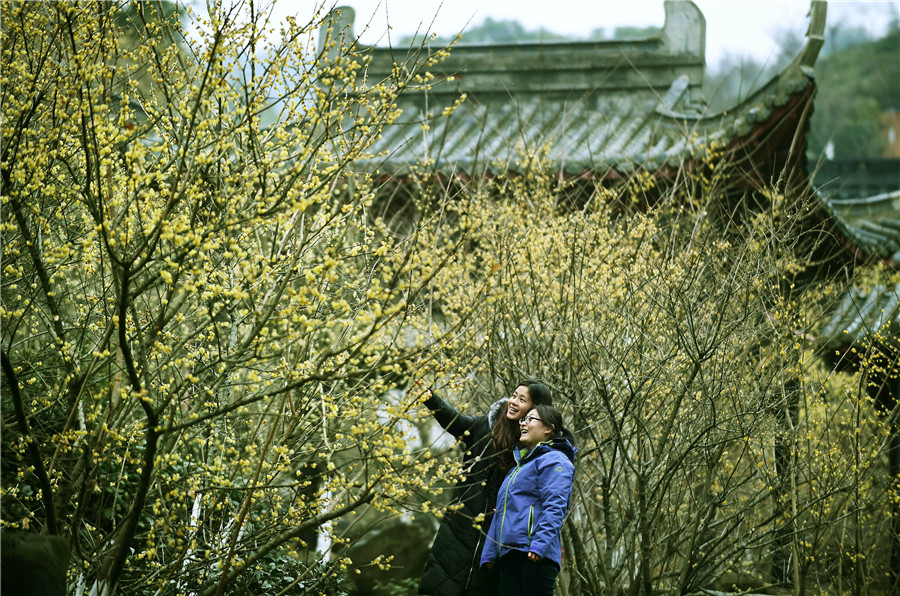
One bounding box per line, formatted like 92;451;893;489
418;394;507;596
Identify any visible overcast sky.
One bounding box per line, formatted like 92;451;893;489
269;0;897;66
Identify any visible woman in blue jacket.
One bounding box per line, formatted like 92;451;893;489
480;404;577;596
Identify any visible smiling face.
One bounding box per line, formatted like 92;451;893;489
519;412;554;449
506;385;533;421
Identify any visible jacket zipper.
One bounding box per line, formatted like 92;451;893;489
527;505;534;541
498;463;524;550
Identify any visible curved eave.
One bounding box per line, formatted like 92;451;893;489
575;0;825;177
638;0;825;178
644;77;816;181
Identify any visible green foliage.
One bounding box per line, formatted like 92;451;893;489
809;28;900;159
397;15;659;48
400;16;571;47
610;25;660;40
225;553;351;596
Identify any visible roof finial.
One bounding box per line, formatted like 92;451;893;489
318;6;357;59
659;0;706;59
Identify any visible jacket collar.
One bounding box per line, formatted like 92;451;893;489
515;437;578;464
487;398;508;427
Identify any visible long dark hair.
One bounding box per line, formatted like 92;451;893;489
492;380;553;473
530;404;577;448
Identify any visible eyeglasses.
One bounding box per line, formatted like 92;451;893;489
519;416;543;425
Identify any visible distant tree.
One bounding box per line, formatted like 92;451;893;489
402;18;662;47
823;24;880;56
587;26;607;41
809;28;900;159
400;16;578;47
703;52;774;114
771;26;805;65
612;25;659;39
704;21;899;161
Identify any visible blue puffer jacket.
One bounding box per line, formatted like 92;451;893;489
479;437;577;567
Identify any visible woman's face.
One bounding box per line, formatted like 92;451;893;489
506;385;533;421
519;411;554;449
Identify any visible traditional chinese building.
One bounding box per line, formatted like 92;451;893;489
324;0;824;195
323;0;898;317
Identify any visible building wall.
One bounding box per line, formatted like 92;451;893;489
813;158;900;200
882;110;900;159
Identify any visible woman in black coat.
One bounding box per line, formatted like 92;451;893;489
417;381;553;596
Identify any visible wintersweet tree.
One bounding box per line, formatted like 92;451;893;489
412;144;898;594
1;2;484;594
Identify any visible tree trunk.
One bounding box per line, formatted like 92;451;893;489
772;379;799;587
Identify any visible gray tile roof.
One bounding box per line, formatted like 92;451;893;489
821;283;900;348
818;189;900;263
322;0;826;178
812;159;900;263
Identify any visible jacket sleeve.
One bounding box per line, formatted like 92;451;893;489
423;391;483;441
529;453;575;558
479;503;501;566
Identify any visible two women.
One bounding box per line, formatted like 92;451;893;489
480;404;578;596
417;381;553;596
